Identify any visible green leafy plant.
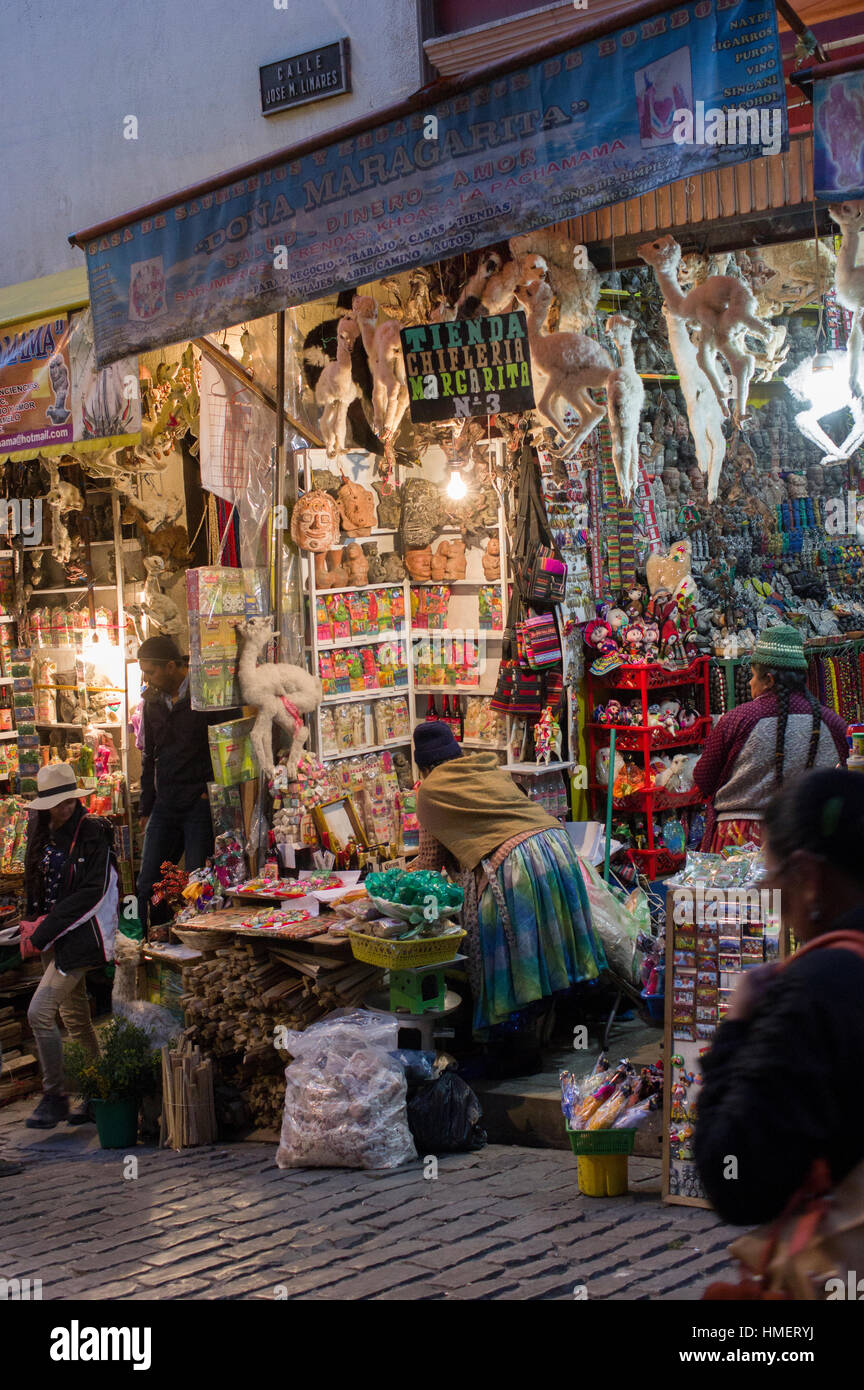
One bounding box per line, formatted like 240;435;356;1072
65;1016;162;1103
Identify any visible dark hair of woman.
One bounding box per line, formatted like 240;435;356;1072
762;767;864;887
23;809;51;908
751;662;823;786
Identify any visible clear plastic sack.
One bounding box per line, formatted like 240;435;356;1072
276;1009;417;1170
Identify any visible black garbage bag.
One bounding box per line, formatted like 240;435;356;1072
407;1072;487;1155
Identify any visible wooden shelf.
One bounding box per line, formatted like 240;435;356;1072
505;761;575;775
321;737;412;760
307;582;405;595
316;628;407;651
322;688;409;706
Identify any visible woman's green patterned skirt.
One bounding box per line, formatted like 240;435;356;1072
475;826;606;1029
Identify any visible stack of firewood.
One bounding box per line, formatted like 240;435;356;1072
0;1005;38;1105
160;1038;218;1149
179;939;384;1125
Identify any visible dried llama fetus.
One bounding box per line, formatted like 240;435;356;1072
315;316;361;459
352;295;410;443
514;277;613;452
828;201;864;397
638;234;770;426
604;314;644;503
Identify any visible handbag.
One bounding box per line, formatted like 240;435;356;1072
490;660;517;713
703;929;864;1301
518;613;562;670
509;668;544;716
511;445;567;608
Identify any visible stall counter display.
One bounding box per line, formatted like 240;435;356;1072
662;856;781;1207
587;658;710;878
186;566;268;710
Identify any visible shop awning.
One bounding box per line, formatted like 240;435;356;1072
0;266;89;332
70;0;789;368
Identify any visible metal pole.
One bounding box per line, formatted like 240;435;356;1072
603;727;616;884
274;310;286;662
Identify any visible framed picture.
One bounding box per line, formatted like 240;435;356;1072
313;797;367;851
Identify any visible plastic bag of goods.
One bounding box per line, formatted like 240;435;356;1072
276;1008;417;1170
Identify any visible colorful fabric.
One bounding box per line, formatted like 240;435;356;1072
475;826;607;1028
701;817;764;853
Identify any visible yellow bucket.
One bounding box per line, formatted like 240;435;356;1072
576;1153;630;1197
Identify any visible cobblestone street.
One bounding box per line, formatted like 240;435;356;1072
0;1098;739;1301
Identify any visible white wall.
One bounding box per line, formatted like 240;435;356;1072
0;0;421;288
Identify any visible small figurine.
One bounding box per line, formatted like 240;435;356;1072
623;623;645;661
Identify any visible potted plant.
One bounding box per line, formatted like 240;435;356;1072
65;1016;162;1149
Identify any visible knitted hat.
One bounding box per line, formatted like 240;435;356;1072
413;721;463;768
137;636;187;663
751;625;808;672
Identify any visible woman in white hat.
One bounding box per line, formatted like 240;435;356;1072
21;765;119;1129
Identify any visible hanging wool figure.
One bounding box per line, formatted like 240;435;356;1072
236;617;323;777
638;234;770;427
514;278;613;453
604;314;644;503
314;315;361;459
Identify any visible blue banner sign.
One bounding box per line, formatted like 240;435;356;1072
77;0;786;366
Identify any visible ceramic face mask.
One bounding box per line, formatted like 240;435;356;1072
290;490;340;553
337;480;377;537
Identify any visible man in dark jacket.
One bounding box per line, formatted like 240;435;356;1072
24;764;119;1128
136;636;235;933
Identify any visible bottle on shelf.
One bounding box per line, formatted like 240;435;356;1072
442;693;462;742
425;694;438;722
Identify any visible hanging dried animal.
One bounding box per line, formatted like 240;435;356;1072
352;295;410;448
514;278;613;452
479;251;549;315
604;314;644;503
43;461;84;565
290;489;340;553
236;617;323;777
134;555;184;637
661;306;727;502
751;322;790;383
314;316;361;459
509;231;602;331
739;240;837;318
639;235;770;427
454;253;501;318
828;201;864;397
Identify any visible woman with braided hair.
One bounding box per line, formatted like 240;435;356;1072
694;626;848;852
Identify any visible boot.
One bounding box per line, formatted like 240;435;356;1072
25;1092;70;1129
67;1100;95;1126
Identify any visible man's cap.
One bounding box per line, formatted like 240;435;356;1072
137;636;187;663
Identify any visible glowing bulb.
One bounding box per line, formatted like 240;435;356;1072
806;357;852;416
447;467;466;499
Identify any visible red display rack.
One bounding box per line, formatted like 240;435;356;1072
586;658;710;877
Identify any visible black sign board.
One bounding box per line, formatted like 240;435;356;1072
401;312;535;423
260;39;350;116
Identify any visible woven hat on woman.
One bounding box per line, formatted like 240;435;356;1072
413;721;463;768
751;625;808;672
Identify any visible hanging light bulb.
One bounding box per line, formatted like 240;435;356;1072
447;465;467;499
804;353;852;417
